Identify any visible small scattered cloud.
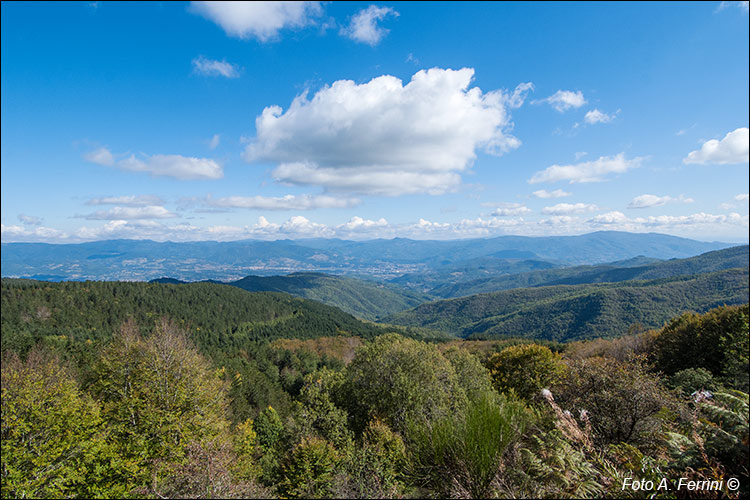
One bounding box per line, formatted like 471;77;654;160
716;1;749;13
589;211;629;225
533;90;586;112
79;205;179;221
627;194;694;209
584;108;619;125
541;202;597;215
198;194;361;211
18;214;42;226
84;147;223;180
531;189;572;199
574;152;588;160
189;1;322;41
405;52;419;64
529;153;643;184
589;211;748;234
675;123;697;136
337;216;389;234
86;195;165;206
83;147;115;166
192;56;240;78
483;202;532;216
1;224;67;241
245;68;532;196
208;134;221;150
683;127;749;165
341;5;399;46
720;193;750;210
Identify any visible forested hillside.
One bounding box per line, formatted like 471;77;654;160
0;279;442;358
428;244;749;298
384;268;749;341
227;272;431;320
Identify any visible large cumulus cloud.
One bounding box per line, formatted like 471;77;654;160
244;68;532;196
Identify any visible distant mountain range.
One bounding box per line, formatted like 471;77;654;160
0;231;737;282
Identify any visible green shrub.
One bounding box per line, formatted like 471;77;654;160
406;392;530;498
668;367;719;396
343;334;467;434
651;304;749;391
487;343;567;401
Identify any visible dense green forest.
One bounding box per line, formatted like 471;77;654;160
385;268;749;341
2;277;748;498
0;279;449;357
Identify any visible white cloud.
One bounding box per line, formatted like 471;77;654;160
541;202;597;215
86;195;164;206
83;147;114;166
245;68;532;196
4;208;749;244
192;56;240;78
201;194;360;210
336;216;389;233
716;1;749;13
529;153;643;184
484;202;532;216
341;5;398;46
279;215;333;236
683;127;749;165
590;211;629;225
533;90;586;112
531;189;572;199
539;215;577;226
18;214;43;226
721;193;750;210
189;1;322;41
208;134;221;150
84;148;223;180
584;108;618;124
1;224;67;241
627;194;694;209
590;211;749;231
80;206;179;220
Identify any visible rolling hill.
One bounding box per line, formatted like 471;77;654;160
226;272;431;320
429;245;749;298
383;268;749;342
0;279;446;357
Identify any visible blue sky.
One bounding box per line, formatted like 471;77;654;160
2;1;748;243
